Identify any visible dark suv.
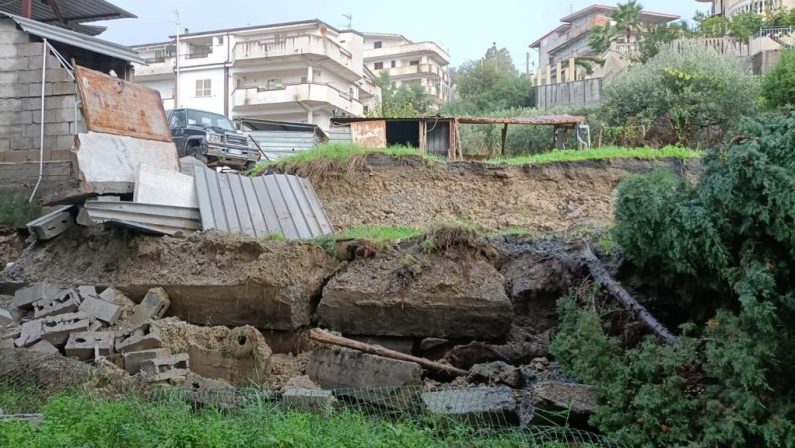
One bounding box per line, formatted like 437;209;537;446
166;108;262;170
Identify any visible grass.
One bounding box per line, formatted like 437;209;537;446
0;389;608;448
488;146;704;166
0;189;42;228
250;143;443;176
339;225;423;243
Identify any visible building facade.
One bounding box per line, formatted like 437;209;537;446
132;20;381;130
362;33;451;108
697;0;795;17
530;4;679;84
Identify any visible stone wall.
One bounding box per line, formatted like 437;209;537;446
535;78;603;111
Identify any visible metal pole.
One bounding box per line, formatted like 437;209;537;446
175;11;181;108
29;38;48;203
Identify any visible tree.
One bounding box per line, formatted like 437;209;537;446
762;49;795;108
612;0;643;44
371;72;432;118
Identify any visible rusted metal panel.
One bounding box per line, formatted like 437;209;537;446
350;121;386;148
75;66;172;142
457;115;586;126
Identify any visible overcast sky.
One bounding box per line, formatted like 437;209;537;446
96;0;709;69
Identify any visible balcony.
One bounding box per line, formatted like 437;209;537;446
233;82;363;116
233;35;354;69
366;41;450;64
376;64;449;82
133;60;174;79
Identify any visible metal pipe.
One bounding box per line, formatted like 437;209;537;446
29;38;48;203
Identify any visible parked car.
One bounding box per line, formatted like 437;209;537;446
166;108;263;170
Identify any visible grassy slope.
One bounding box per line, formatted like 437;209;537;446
489;146;704;165
0;390;603;448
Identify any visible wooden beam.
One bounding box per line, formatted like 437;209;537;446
46;0;65;24
22;0;32;19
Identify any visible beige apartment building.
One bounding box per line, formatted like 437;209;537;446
363;33;451;108
697;0;795;17
132;20;380;130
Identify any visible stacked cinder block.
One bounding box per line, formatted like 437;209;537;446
0;18;83;167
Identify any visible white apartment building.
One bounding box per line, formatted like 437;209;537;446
697;0;795;17
362;33;451;108
132;20;381;130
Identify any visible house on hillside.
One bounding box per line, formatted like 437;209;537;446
132;20;382;131
697;0;795;17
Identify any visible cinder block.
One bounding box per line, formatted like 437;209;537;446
0;98;22;109
44;122;69;136
41;312;91;345
0;57;27;71
29;339;59;355
124;288;170;329
29;83;54;97
0;72;18;84
51;82;74;96
139;353;189;384
99;287;136;308
9;136;32;150
14;282;61;309
65;331;114;361
77;286;98;299
0;44;17;58
33;289;80;318
14;319;43;347
122;348;171;374
26;205;75;241
282;388;337;416
16;42;43;57
78;296;121;325
115;322;162;353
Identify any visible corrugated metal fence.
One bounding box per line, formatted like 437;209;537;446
327;126;352;144
249;130;319;160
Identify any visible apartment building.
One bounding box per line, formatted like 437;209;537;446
362;33;451;108
530;4;679;83
697;0;795;17
132;20;381;130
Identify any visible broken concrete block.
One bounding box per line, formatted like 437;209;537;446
282;388;337;416
99;287;136;308
14;319;43;347
33;289;80;319
306;347;422;389
181;373;238;409
65;331;114;361
421;386;518;425
28;339;59;355
139;353;189;384
532;381;597;414
124;288;169;329
115;322;162;353
13;282;61;310
78;296;121;325
134;163;199;208
26;205;75;241
77;286;98;299
187;344;269;387
318;253;513;339
0;307;13;327
41;312;90;345
122;348;171;374
467;362;524;389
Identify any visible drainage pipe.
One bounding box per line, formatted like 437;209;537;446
28;38;48;203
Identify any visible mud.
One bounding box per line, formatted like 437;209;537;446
294;154;700;233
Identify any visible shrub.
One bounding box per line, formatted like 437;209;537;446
762;49;795;108
602;44;759;147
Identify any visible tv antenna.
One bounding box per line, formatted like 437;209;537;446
342;13;352;29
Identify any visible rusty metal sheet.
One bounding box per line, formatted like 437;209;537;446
457;115;587;126
350;120;386;148
75;65;172;142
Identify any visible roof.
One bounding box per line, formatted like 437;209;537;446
1;12;146;64
0;0;135;36
332;115;587;126
530;24;572;48
362;32;411;42
172;19;350;39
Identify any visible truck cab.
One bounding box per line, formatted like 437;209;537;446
166;108;262;170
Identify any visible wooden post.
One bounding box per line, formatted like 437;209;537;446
419;119;427;154
500;124;508;157
22;0;32;18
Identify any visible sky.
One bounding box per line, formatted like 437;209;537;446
96;0;710;69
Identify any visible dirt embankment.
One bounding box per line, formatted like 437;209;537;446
289;154;701;233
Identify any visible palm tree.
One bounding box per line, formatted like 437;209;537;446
612;0;644;44
588;23;616;54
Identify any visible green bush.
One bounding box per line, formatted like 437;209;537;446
602;44;759;147
552;111;795;447
762;50;795;108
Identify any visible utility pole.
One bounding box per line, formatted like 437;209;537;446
175;10;181;108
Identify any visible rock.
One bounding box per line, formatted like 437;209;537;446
282;375;320;391
282;388;337;416
533;381;597;414
467;362;523;389
306;347;422;389
421;386;518;425
318;251;513;339
501;252;574;332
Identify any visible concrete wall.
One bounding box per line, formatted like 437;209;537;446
535;78;602;111
753;49;782;75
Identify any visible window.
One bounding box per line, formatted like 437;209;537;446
168;109;186;128
374;62;384;70
216;36;224;45
266;79;284;90
195;79;211;97
391;60;396;68
409;60;420;66
373;41;382;49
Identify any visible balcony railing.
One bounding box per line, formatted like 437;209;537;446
233;82;363;115
376;63;449;81
233;34;353;67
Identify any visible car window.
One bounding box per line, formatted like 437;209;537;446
169;110;186;128
186;110;235;132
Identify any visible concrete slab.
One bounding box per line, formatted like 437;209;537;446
78;296;121;325
306;347;422;390
26;206;75;241
14;319;43;347
134;163;198;208
13;282;61;310
421;386;518;425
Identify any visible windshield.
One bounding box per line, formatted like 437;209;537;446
185;110;236;133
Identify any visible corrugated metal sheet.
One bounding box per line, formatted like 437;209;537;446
0;0;136;23
249;130;318;160
1;13;145;63
426;121;450;156
328;126;352;144
194;167;333;240
84;201;201;236
76;66;172;141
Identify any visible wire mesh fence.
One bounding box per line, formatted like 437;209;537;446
0;346;625;447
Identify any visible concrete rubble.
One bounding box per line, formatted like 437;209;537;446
306;347;422;390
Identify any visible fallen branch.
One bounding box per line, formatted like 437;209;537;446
580;244;678;345
309;328;468;377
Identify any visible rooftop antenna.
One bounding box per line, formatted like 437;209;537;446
342;13;352;29
570;3;574;14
